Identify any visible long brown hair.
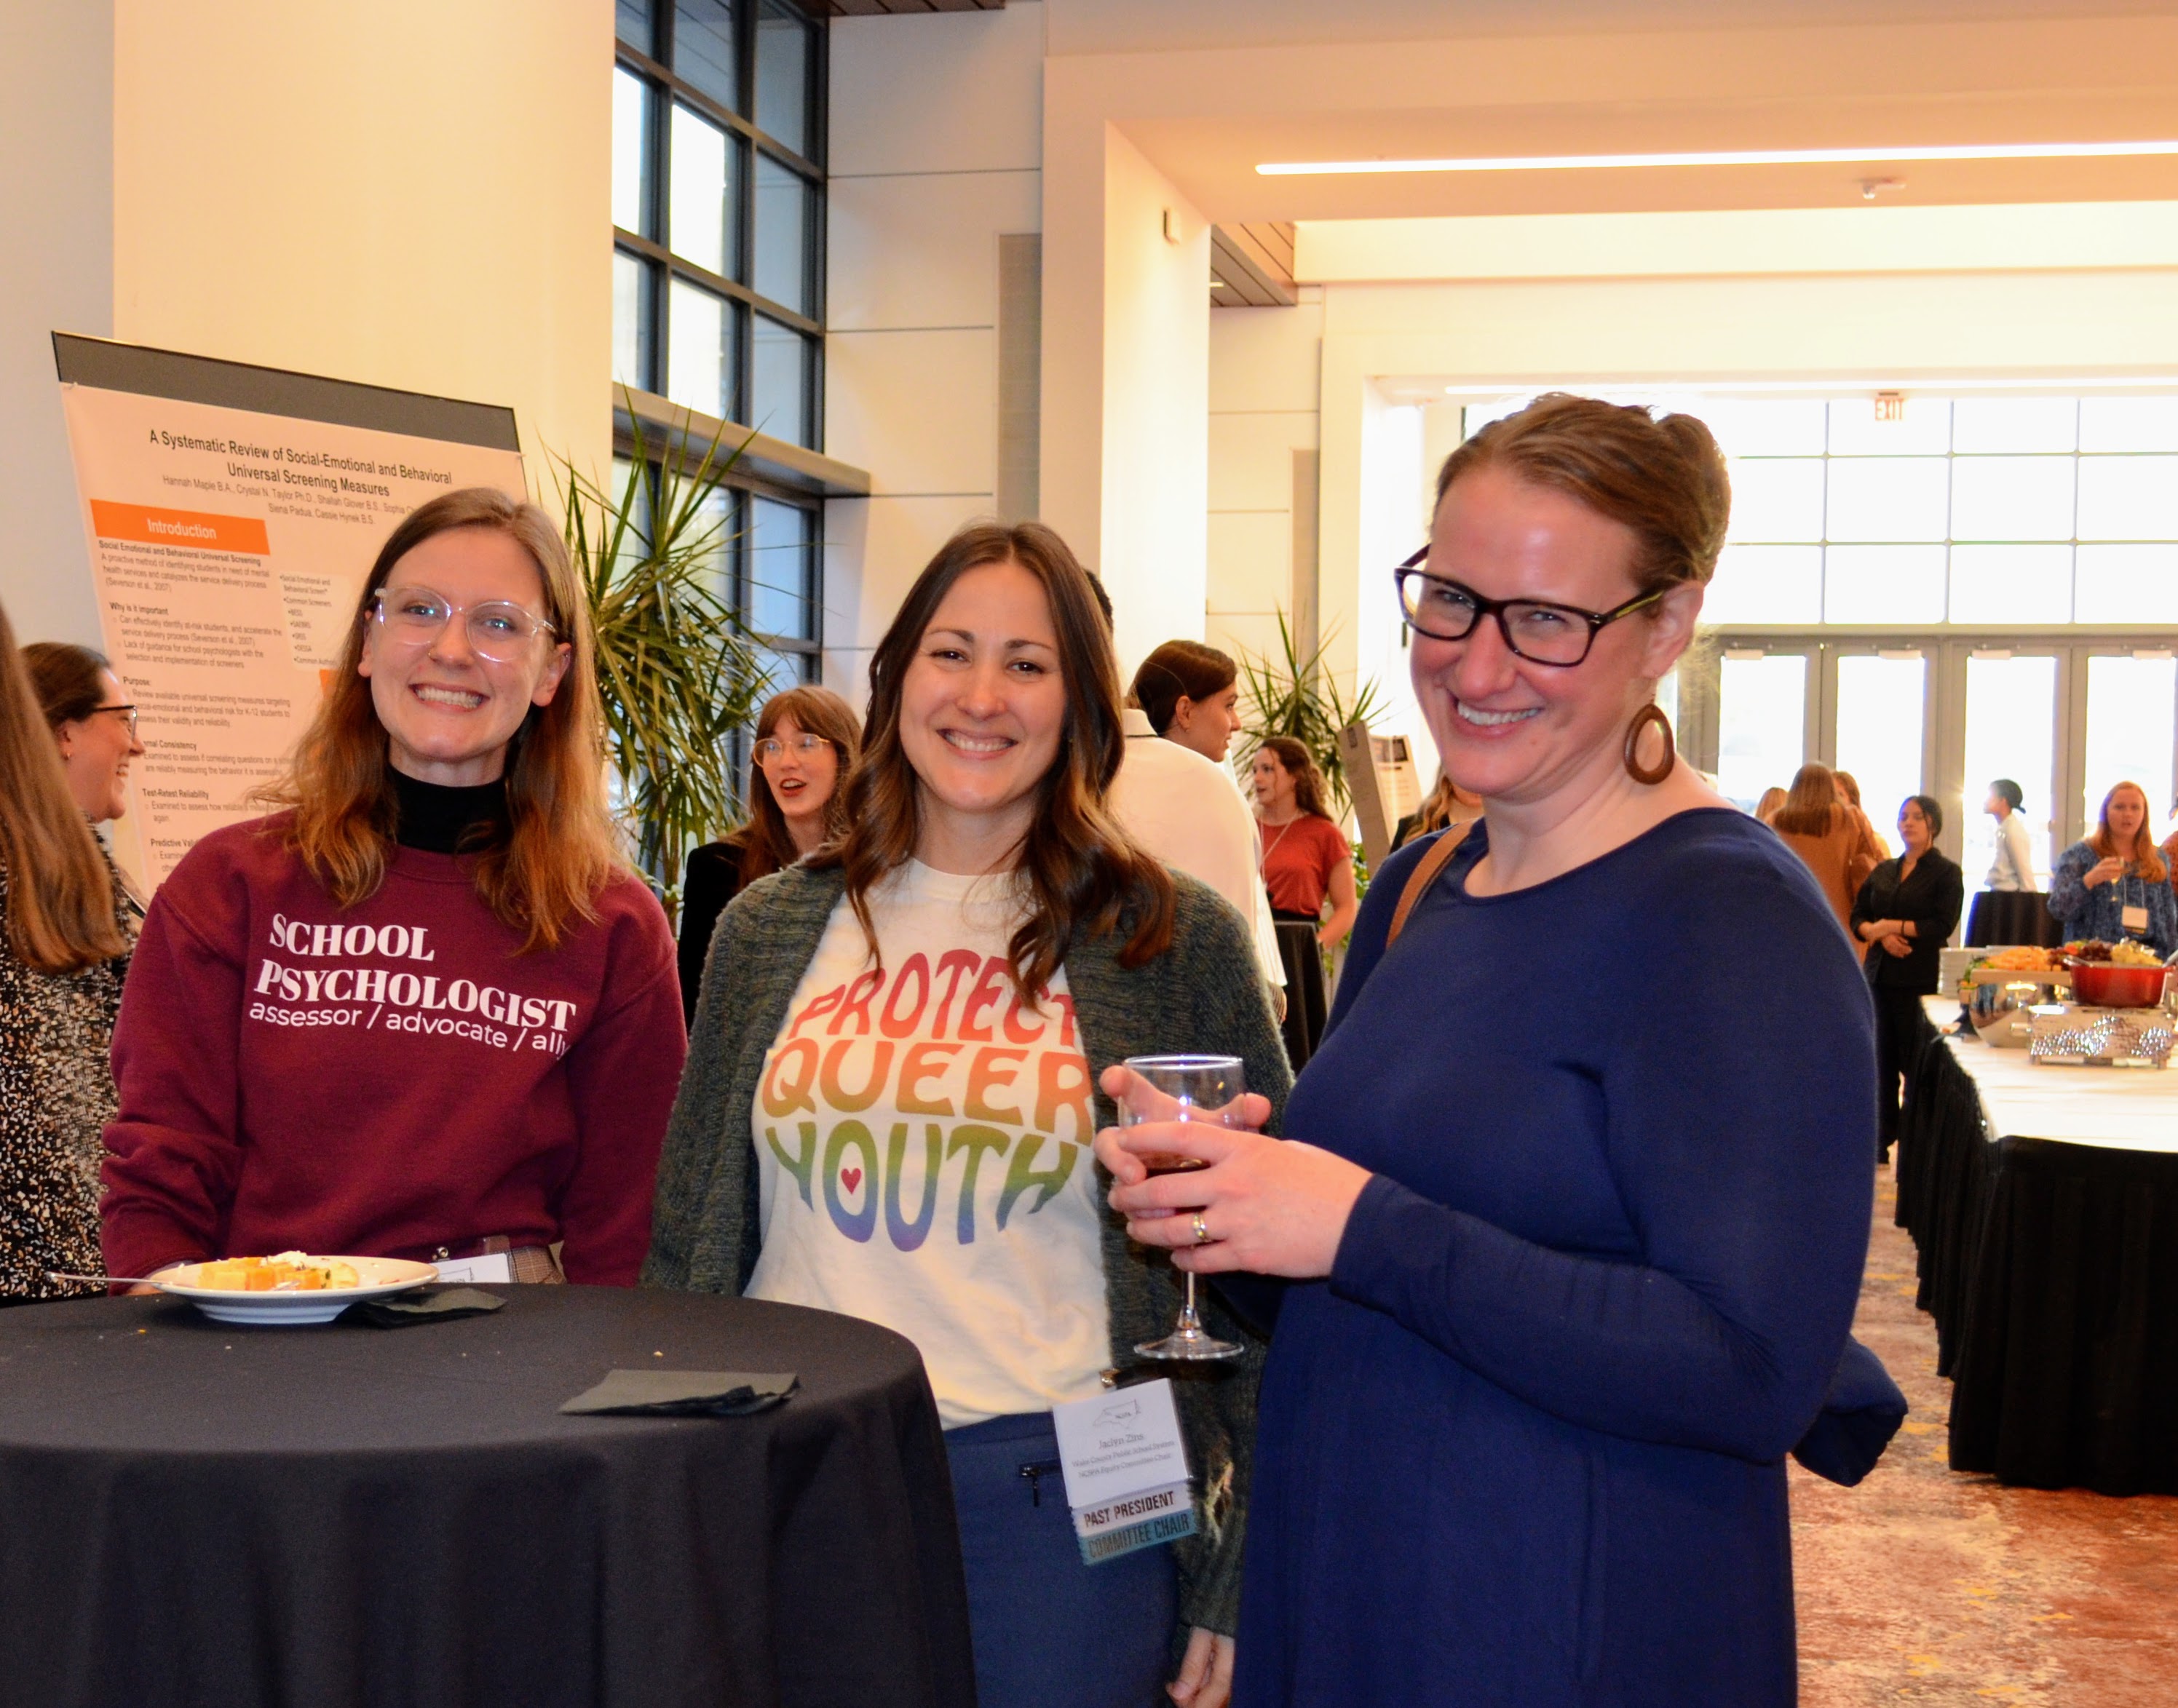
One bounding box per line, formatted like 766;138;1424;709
724;683;862;886
2089;781;2168;882
1256;736;1332;822
813;520;1174;1001
23;641;111;727
253;488;622;952
1130;639;1236;736
0;603;125;972
1771;763;1846;839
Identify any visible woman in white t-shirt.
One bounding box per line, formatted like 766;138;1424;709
647;522;1291;1708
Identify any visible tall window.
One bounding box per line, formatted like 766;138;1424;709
614;0;825;451
1465;394;2178;628
614;0;825;694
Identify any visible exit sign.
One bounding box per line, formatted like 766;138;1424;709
1874;392;1907;421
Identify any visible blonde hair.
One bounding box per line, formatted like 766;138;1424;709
2089;781;2168;883
254;488;624;952
0;602;125;972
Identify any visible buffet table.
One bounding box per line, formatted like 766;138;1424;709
0;1287;975;1708
1899;998;2178;1494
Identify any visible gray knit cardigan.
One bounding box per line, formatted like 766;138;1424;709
644;862;1292;1636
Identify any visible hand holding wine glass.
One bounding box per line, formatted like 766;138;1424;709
1106;1055;1260;1360
1097;1066;1372;1284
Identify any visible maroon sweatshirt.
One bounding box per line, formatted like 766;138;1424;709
102;817;686;1284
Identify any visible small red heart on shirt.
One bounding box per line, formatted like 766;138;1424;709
841;1167;863;1193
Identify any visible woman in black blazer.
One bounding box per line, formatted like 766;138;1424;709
1850;793;1965;1162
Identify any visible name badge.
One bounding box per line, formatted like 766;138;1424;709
431;1252;512;1284
1052;1379;1198;1565
2123;903;2150;933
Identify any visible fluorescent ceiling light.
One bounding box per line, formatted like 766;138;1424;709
1259;140;2178;176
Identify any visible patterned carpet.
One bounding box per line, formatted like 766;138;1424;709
1793;1167;2178;1704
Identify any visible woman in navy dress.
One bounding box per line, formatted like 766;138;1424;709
1097;394;1877;1706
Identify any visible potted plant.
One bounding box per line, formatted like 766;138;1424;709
1235;610;1385;819
554;411;771;926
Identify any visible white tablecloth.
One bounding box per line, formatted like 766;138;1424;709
1922;996;2178;1156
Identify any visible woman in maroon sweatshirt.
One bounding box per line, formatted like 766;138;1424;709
102;489;686;1285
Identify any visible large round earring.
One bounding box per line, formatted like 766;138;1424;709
1623;702;1674;785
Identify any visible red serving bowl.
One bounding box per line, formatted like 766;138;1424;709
2067;959;2170;1007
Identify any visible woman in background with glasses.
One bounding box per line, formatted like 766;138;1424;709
1;611;135;1300
103;489;685;1287
25;642;148;875
1101;396;1882;1707
677;684;860;1021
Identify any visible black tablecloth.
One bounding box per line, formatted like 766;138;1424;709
0;1287;974;1708
1963;889;2064;948
1893;1014;2178;1494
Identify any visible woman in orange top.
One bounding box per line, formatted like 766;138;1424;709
1769;763;1879;935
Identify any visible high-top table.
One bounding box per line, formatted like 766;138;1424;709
0;1287;975;1708
1898;999;2178;1494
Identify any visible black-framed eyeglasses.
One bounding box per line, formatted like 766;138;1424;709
91;703;139;740
1393;547;1663;668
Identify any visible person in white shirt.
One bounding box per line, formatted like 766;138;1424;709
1984;778;2035;891
1102;641;1288;1012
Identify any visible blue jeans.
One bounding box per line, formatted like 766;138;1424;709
943;1411;1179;1708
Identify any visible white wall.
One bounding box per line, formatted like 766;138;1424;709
824;1;1045;699
111;0;613;498
0;2;113;647
1205;295;1321;670
1095;127;1210;672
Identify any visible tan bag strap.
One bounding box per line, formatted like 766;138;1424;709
1386;825;1473;948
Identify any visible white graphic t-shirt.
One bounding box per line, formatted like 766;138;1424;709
745;862;1112;1427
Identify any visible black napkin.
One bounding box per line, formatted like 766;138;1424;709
560;1369;798;1418
349;1287;509;1328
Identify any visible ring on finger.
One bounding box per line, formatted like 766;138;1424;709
1191;1212;1213;1246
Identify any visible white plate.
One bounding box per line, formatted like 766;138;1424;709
153;1256;441;1325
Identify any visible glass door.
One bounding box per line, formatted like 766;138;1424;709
1958;651;2060;887
2078;649;2178;839
1826;648;1927;843
1715;648;1813;811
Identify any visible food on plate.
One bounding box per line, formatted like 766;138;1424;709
191;1252;362;1292
2065;938;2163;967
1982;946;2064;972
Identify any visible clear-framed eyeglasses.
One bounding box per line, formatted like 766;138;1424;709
754;733;833;765
368;585;555;664
1392;547;1662;668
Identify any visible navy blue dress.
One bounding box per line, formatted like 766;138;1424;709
1233;811;1875;1707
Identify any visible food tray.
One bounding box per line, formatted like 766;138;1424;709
1966;966;2072;985
2027;1005;2176;1068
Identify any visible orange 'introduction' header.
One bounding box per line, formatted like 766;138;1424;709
90;500;271;555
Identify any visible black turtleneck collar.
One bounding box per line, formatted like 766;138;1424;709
389;768;510;854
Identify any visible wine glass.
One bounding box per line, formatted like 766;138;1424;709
1119;1053;1246;1362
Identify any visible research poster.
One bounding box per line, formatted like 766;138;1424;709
53;335;526;890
